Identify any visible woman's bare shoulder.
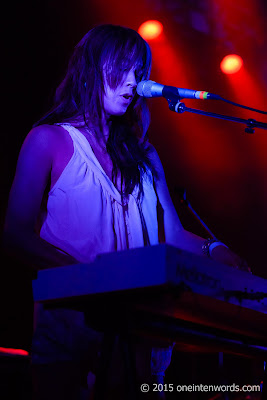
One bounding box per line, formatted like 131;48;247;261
26;124;66;144
23;124;72;156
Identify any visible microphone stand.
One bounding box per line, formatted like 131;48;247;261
176;188;239;400
167;99;267;134
175;187;217;239
163;90;266;393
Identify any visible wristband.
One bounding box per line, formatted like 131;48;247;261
202;238;228;257
209;241;228;254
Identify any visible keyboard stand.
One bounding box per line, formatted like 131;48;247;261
94;330;138;400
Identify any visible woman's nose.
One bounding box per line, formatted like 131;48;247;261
126;70;137;89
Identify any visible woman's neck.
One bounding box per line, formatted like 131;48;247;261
69;113;111;146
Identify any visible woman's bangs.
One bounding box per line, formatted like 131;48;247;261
105;38;151;88
132;41;151;81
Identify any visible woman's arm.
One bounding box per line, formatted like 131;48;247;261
3;126;78;270
149;145;249;269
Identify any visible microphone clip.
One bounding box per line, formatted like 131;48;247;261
162;84;186;114
167;99;186;114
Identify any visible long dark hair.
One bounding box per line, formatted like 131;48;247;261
34;24;156;199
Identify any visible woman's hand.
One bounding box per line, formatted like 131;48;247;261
210;244;251;272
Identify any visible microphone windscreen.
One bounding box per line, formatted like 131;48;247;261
137;81;146;96
137;80;155;97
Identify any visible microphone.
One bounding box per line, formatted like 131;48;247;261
137;80;221;101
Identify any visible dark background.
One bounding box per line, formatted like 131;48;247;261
1;0;266;378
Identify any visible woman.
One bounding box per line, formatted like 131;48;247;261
4;24;247;399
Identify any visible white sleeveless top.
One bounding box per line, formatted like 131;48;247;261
40;123;159;262
32;123;160;364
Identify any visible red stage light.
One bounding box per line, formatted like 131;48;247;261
138;20;163;40
220;54;243;74
0;347;29;356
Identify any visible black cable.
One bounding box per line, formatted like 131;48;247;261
219;97;267;115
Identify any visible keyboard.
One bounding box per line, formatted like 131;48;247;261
33;244;267;312
32;245;267;357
